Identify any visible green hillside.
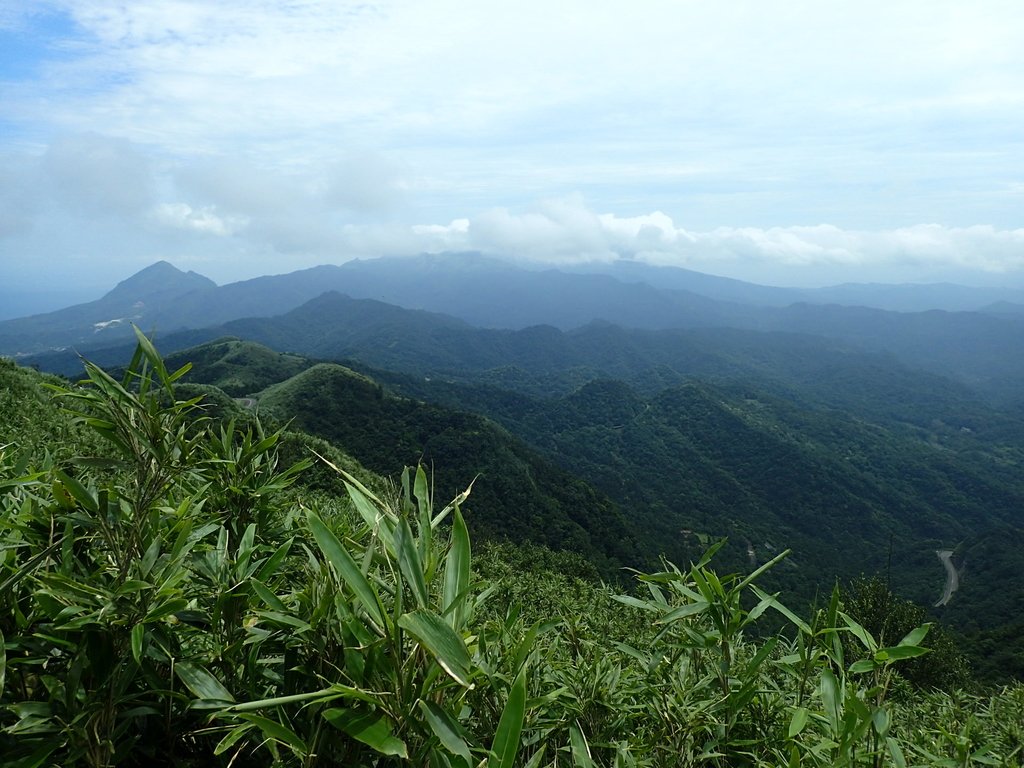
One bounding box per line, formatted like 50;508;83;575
143;333;1024;682
163;337;312;396
3;340;1024;767
257;362;641;575
367;363;1024;657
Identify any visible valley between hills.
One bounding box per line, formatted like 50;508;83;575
4;254;1024;687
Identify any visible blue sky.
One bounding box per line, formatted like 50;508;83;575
2;0;1024;304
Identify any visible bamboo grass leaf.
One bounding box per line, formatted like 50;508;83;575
885;737;907;768
490;666;527;768
569;720;596;768
175;662;234;704
251;579;286;613
788;707;809;738
419;700;473;765
413;465;432;562
323;708;408;758
736;548;790;591
659;600;710;623
306;508;384;629
897;623;931;648
872;707;891;738
130;624;144;665
611;594;661;613
255;538;294;582
443;505;471;628
841;613;877;653
398;609;473;686
820;668;841;735
233;713;306;754
227;685;377;712
876;645;930;662
214;723;254;756
396;516;429;609
749;585;812;635
0;627;6;698
848;659;877;674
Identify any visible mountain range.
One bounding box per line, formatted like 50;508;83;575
5;254;1024;681
7;255;1024;400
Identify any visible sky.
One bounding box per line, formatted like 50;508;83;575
2;0;1024;313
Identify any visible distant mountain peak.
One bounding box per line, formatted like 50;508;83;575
103;261;217;303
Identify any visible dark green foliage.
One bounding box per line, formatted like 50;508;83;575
3;344;1024;767
257;363;642;577
843;576;971;691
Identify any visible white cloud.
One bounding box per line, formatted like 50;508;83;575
404;198;1024;285
151;202;247;236
4;3;1024;293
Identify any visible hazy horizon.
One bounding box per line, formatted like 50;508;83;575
3;1;1024;302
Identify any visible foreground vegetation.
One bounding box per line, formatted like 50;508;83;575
165;334;1024;676
1;338;1023;766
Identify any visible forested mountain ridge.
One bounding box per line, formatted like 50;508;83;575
8;256;1024;403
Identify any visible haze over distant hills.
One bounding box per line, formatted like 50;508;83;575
8;254;1024;401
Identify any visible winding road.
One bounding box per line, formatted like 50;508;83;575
934;549;959;607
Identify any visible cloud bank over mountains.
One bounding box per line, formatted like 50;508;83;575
3;134;1022;290
2;1;1024;292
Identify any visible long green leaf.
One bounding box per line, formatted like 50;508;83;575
413;465;432;562
841;613;878;652
788;707;809;738
490;666;527;768
130;624;144;666
234;713;306;754
251;579;286;613
176;662;234;704
0;626;6;699
877;644;930;662
749;585;812;635
872;707;891;738
570;720;596;768
897;623;931;648
323;708;408;758
820;668;841;735
886;737;907;768
419;700;473;765
228;685;376;712
611;594;661;613
313;449;393;527
736;548;791;590
443;505;471;628
255;538;294;582
398;609;473;686
214;723;254;756
306;508;384;629
396;516;429;609
659;600;710;624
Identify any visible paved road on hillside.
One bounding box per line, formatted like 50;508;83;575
934;549;959;607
